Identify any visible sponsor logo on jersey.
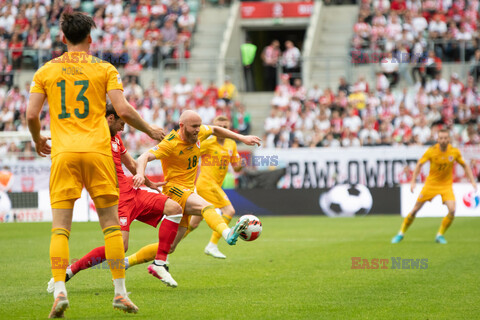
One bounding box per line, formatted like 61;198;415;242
120;217;127;226
112;142;118;152
448;156;453;162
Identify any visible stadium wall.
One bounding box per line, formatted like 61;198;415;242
1;146;479;221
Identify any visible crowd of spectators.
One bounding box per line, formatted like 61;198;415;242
0;76;251;157
264;73;480;149
352;0;480;86
0;0;197;77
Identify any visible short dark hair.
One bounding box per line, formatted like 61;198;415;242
60;11;96;45
439;128;450;135
106;104;119;119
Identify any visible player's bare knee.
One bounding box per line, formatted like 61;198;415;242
225;207;235;217
122;232;129;252
190;220;201;229
164;199;183;216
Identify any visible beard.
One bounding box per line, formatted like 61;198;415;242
184;130;198;144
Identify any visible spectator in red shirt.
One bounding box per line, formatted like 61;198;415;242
390;0;407;17
144;21;162;41
9;34;23;69
14;11;30;35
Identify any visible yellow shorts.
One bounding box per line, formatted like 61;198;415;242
417;184;455;203
196;183;231;209
50;152;119;209
163;185;194;228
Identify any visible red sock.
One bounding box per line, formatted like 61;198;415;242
156;219;179;261
70;246;106;275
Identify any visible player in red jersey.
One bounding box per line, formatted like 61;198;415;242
47;104;183;292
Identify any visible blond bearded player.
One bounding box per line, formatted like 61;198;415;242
125;110;261;277
184;116;244;259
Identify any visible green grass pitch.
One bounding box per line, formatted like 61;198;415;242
1;215;480;319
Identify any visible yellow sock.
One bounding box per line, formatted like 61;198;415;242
210;214;233;245
201;205;228;235
127;243;157;267
438;214;454;235
103;226;125;280
400;214;415;234
50;228;70;282
183;225;195;239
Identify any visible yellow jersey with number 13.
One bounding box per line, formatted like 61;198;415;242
30;51;124;158
419;143;465;186
149;125;214;190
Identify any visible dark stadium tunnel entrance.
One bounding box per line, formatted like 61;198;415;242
245;28;306;92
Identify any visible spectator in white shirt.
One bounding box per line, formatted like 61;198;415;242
359;119;381;145
375;70;390;94
177;6;195;32
381;51;399;87
412;116;432;144
282;40;301;85
174;76;192;107
411;11;428;37
105;0;123;17
429;14;447;37
343;107;362;133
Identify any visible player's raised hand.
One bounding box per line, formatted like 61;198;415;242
410;180;416;193
148;125;165;141
241;135;262;146
132;174;145;189
34;135;51;157
145;179;167;193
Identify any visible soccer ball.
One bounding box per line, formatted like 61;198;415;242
237;214;262;241
319;184;373;217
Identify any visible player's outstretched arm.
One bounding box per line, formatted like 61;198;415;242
26;92;51;157
460;162;478;191
410;161;424;193
132;151;156;188
108;89;165;141
121;151;164;192
211;125;261;146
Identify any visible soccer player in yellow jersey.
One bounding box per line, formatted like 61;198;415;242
129;110;261;279
392;129;477;244
26;11;164;318
186;116;244;259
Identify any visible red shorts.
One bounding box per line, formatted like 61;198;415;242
118;188;169;232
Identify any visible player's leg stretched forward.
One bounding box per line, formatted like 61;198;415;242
127;193;249;269
186;204;236;259
47;198;182;291
391;201;425;244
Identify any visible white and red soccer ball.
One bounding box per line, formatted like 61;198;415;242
238;214;262;241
